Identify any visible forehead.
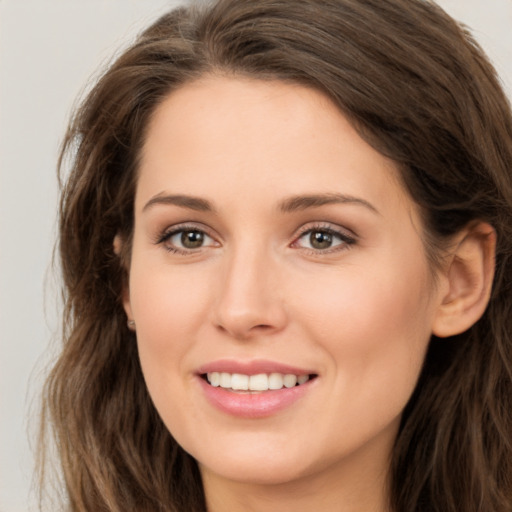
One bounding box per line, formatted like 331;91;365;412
137;76;412;218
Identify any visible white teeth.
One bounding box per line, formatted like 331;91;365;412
283;374;297;388
297;374;309;385
209;371;220;387
249;373;268;391
220;372;231;388
268;372;284;390
206;372;311;391
231;373;249;390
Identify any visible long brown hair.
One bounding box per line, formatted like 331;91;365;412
41;1;512;510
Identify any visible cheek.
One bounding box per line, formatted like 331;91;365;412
127;261;213;389
127;264;214;445
300;256;432;343
296;252;435;408
130;253;211;330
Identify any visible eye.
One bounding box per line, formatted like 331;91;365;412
294;227;355;252
171;230;208;249
157;226;218;253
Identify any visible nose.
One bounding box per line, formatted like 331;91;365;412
212;244;287;340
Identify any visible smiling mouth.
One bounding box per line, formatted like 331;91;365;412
202;372;317;392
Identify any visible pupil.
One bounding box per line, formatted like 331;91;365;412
310;231;332;249
181;231;204;248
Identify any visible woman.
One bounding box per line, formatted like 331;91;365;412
40;0;512;511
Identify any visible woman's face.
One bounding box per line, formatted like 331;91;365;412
124;77;444;490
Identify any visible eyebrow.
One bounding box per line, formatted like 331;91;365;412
142;193;215;213
278;193;380;215
142;192;379;215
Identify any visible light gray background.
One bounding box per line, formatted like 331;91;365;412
0;1;511;511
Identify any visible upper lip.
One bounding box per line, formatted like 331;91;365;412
196;359;316;376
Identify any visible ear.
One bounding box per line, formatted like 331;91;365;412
432;222;496;338
113;234;135;328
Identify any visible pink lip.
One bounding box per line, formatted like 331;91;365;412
196;359;317;419
196;359;315;376
198;378;314;418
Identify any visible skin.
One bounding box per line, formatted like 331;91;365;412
123;76;455;512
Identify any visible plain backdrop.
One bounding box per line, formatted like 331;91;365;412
0;1;511;511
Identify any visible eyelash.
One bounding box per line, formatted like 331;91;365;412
154;222;356;255
155;224;218;255
292;223;356;254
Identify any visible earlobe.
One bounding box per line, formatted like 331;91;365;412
113;234;134;327
432;222;496;338
113;234;123;256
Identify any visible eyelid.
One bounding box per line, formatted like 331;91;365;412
154;222;220;252
291;222;357;252
153;221;356;254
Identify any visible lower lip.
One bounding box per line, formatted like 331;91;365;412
198;377;314;418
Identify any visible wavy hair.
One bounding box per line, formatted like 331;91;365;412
40;0;512;510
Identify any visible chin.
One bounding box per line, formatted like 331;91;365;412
198;457;313;487
191;434;342;490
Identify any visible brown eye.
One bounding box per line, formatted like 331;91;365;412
309;231;333;249
181;230;205;248
294;227;355;252
161;228;217;252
